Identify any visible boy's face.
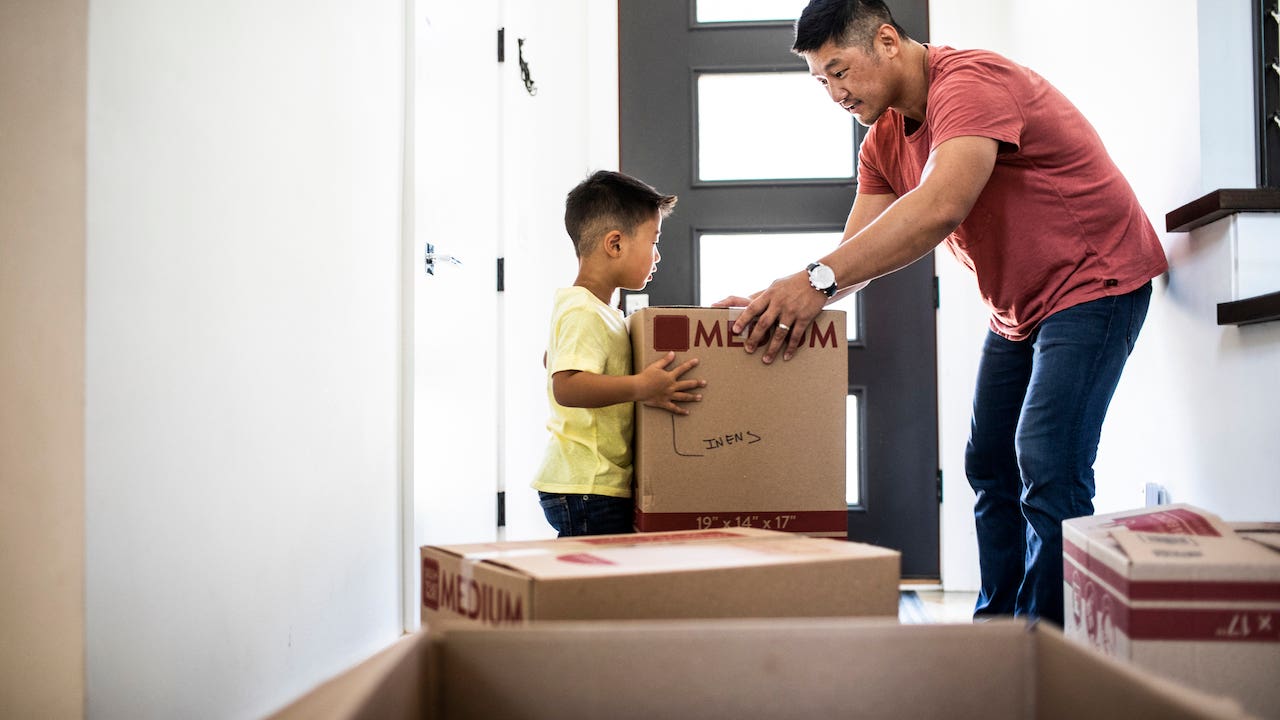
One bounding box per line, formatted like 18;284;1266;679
619;212;662;291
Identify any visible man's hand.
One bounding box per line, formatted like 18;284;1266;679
636;351;706;415
727;271;827;364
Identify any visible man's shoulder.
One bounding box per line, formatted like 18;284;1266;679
930;46;1035;92
929;45;1019;72
927;46;1041;113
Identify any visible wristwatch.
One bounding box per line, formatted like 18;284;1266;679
807;262;837;297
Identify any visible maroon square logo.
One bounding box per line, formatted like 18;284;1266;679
421;557;440;610
652;315;690;352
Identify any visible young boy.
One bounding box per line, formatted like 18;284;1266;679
532;170;706;537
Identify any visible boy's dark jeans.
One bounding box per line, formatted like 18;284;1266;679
538;492;634;537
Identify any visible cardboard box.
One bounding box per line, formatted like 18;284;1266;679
271;618;1256;720
628;307;847;537
1063;504;1280;718
420;527;898;628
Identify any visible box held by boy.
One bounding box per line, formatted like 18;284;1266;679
628;306;848;537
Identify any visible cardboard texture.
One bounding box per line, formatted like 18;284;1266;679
272;618;1256;720
1063;504;1280;718
420;527;899;628
628;307;848;537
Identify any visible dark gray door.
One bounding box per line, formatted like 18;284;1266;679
619;0;939;579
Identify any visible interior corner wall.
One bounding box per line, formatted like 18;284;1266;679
0;1;88;717
84;2;406;717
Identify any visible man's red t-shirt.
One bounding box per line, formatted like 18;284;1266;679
857;46;1168;340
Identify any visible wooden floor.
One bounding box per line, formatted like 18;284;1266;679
899;588;978;624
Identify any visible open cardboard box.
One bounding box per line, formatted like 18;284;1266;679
270;618;1255;719
421;527;899;628
1064;504;1280;718
628;307;848;537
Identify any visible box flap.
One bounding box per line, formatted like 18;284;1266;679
447;530;893;580
1064;504;1232;540
425;528;775;564
1064;504;1240;585
432;619;1034;719
426;618;1253;720
267;631;430;720
1112;528;1280;582
1230;523;1280;553
1032;623;1250;720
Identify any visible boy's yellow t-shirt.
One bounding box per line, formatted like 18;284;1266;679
531;286;634;498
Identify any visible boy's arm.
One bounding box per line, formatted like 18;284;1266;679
553;351;706;416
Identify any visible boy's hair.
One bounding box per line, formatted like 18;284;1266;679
564;170;677;258
792;0;909;55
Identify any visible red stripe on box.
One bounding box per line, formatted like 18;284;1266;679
634;509;847;535
579;531;746;546
1111;508;1223;536
1068;556;1280;643
1063;541;1280;603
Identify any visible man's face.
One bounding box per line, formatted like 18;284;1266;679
804;39;893;127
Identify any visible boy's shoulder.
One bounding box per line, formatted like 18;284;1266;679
552;288;624;334
552;286;594;314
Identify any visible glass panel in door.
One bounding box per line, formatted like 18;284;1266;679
696;72;854;182
695;0;808;23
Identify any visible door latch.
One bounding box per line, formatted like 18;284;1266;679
424;242;462;276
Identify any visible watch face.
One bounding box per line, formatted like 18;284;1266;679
811;263;835;288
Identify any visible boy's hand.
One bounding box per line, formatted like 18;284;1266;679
636;351;706;415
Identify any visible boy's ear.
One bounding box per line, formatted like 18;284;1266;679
603;230;625;257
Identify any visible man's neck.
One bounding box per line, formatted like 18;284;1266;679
893;41;930;124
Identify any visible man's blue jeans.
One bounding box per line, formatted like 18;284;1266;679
965;282;1152;626
538;492;634;537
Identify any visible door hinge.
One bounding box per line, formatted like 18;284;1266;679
497;27;505;63
497;491;506;528
496;257;505;292
932;275;941;309
936;469;943;503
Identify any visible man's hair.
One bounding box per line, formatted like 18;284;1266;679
564;170;677;257
792;0;909;55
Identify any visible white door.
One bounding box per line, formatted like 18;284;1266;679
496;1;618;542
413;0;501;554
407;0;618;628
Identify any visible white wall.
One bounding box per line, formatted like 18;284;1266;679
930;0;1280;590
85;2;406;717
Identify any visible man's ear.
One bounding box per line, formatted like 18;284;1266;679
877;23;901;58
603;230;625;257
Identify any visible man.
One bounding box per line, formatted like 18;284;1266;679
719;0;1167;625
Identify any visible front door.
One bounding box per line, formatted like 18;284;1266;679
619;0;939;578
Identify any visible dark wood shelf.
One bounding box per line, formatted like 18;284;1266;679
1218;290;1280;326
1166;188;1280;232
1166;188;1280;326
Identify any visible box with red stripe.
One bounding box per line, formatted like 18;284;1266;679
420;527;898;629
628;307;848;538
1063;504;1280;718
